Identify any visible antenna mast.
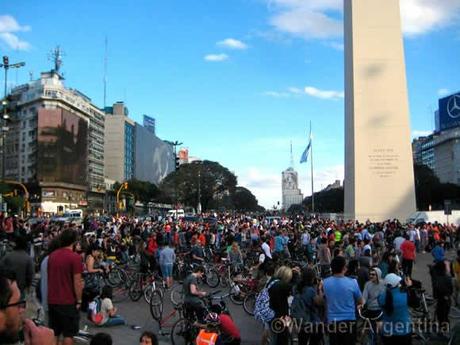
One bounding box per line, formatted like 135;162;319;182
290;140;294;168
103;36;108;110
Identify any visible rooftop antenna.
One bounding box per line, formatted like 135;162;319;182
103;36;108;110
29;71;33;81
48;46;64;74
290;140;294;168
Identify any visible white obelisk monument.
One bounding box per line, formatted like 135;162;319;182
344;0;416;222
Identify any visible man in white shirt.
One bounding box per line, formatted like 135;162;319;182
261;237;272;259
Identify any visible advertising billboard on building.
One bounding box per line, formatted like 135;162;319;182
135;124;174;185
178;148;189;164
37;108;88;186
438;92;460;131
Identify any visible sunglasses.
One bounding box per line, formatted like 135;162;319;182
0;300;26;310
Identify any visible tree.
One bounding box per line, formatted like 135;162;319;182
159;160;238;211
232;186;261;212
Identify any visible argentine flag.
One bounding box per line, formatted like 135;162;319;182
300;132;312;164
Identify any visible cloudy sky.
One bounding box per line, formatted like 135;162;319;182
2;0;460;208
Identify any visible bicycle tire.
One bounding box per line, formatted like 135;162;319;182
170;284;184;307
107;267;125;287
243;292;256;315
112;284;130;303
170;318;197;345
149;289;164;321
129;280;143;301
205;268;220;288
144;284;164;304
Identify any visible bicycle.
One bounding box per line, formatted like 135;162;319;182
170;290;232;345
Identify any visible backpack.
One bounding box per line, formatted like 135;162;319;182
290;291;311;323
87;297;104;325
254;279;279;323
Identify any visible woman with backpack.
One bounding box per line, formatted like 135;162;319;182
291;268;323;345
377;273;412;345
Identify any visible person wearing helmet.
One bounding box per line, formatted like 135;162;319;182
195;312;221;345
378;273;413;345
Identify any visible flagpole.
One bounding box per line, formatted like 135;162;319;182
310;121;314;213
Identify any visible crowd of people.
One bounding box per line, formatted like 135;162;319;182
0;212;459;345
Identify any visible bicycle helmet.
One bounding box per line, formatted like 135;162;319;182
204;312;220;325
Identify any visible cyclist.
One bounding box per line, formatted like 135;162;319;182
183;265;207;322
195;312;222;345
209;304;241;345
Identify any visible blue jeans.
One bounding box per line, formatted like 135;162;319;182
103;315;125;327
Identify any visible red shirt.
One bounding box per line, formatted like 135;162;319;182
400;240;416;260
48;247;83;305
219;314;240;339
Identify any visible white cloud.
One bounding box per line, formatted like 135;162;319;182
217;38;248;50
400;0;460;36
412;129;432;139
437;88;450;97
263;85;343;100
0;15;31;51
204;54;229;62
266;0;460;41
304;86;344;100
324;41;344;51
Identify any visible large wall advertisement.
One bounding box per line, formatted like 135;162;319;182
439;92;460;131
135;124;174;185
37;108;88;186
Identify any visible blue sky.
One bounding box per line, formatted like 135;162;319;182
2;0;460;208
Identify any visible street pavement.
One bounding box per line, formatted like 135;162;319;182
80;248;459;345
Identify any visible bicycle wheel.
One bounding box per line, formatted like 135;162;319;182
205;268;220;288
144;284;164;304
170;284;185;307
243;292;256;315
229;284;244;305
107;267;125;287
149;289;164;321
170;318;197;345
128;280;143;301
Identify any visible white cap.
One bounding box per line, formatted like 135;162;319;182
384;273;402;288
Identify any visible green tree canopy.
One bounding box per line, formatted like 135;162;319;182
232;186;264;212
159;160;238;211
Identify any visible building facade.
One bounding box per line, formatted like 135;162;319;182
412;91;460;185
281;168;303;210
6;70;106;214
134;123;174;185
104;102;135;182
143;115;156;135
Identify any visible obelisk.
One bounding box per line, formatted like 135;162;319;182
344;0;416;222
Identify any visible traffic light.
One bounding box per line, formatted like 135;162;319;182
2;56;8;66
175;156;180;170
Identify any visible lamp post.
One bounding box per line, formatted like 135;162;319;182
165;140;183;213
0;56;25;181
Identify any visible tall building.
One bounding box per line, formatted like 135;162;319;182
135;123;174;185
413;91;460;185
143;115;156;135
6;69;106;213
281;168;303;210
281;144;303;210
104;102;135;182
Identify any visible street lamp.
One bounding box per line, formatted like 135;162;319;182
165;140;183;212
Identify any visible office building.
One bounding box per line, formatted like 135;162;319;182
281;168;303;210
104;102;136;182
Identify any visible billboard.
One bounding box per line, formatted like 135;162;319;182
37;108;88;186
178;148;189;163
438;92;460;131
135;124;174;185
